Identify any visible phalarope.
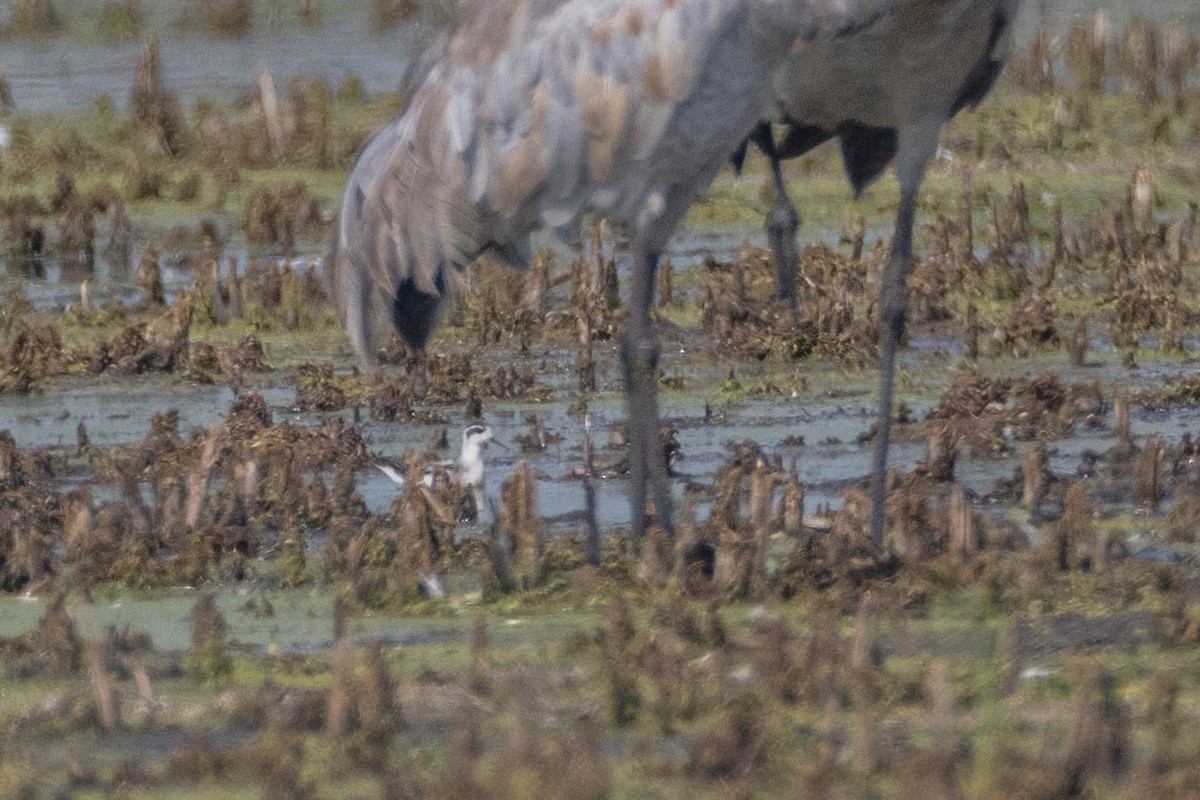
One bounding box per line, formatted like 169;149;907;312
377;424;495;488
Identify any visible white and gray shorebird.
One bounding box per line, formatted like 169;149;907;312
331;0;906;541
376;424;495;489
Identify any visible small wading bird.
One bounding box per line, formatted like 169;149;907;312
737;0;1019;546
332;0;914;540
376;424;496;488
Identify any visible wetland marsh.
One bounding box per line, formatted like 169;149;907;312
1;1;1200;798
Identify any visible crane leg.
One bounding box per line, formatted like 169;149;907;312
622;247;673;539
869;120;938;549
869;187;915;548
753;123;800;310
766;172;800;310
407;349;428;401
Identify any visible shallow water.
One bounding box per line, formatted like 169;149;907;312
4;332;1200;543
1;1;1196;116
0;1;439;113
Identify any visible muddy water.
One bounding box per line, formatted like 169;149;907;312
5;329;1200;545
0;2;439;113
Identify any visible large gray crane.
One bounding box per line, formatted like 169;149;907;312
330;0;911;541
740;0;1020;546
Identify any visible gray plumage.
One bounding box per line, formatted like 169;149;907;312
331;0;907;538
748;0;1020;546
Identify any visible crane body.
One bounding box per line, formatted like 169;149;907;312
748;0;1020;546
332;0;903;539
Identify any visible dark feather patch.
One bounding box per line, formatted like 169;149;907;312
951;10;1010;114
775;122;835;161
838;124;897;197
729;137;751;176
391;266;447;351
732;121;777;175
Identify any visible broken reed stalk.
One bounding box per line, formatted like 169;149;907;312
1006;180;1030;246
849;595;879;774
849;214;866;262
469;617;491;695
957;170;974;267
258;66;285;160
499;460;543;587
1133;433;1165;511
325;633;354;739
965;302;979;362
184;433;219;528
358;639;402;739
988;194;1010;262
925;659;954;740
1055;664;1131;793
1056;482;1096;572
77;604;119;732
1113;390;1131;444
581;422;601;565
588;222;604;296
926;425;958;482
1021;442;1048;515
780;467;804;537
656;254;673;306
1068;318;1088;367
995;619;1020;697
575;258;597;393
79;279;92;316
948;483;973;562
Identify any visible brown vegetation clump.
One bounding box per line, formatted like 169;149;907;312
1008;29;1055;93
1049;482;1097;572
778;482;894;596
1032;664;1131;798
8;595;81;677
55;197;96;276
998;291;1058;355
1133;433;1166;511
929;371;1012;420
91;297;192;376
188;334;267;383
687;692;768;780
243;183;324;253
186;592;232;681
293;363;347;411
1;197;48;278
497;461;544;589
0;321;71;393
99;0;142;40
704;441;784;598
1064;11;1111;93
699;244;869;361
601;596;641;726
7;0;64;36
372;0;418;29
129;36;188;156
923;373;1083;453
200;0;252;36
